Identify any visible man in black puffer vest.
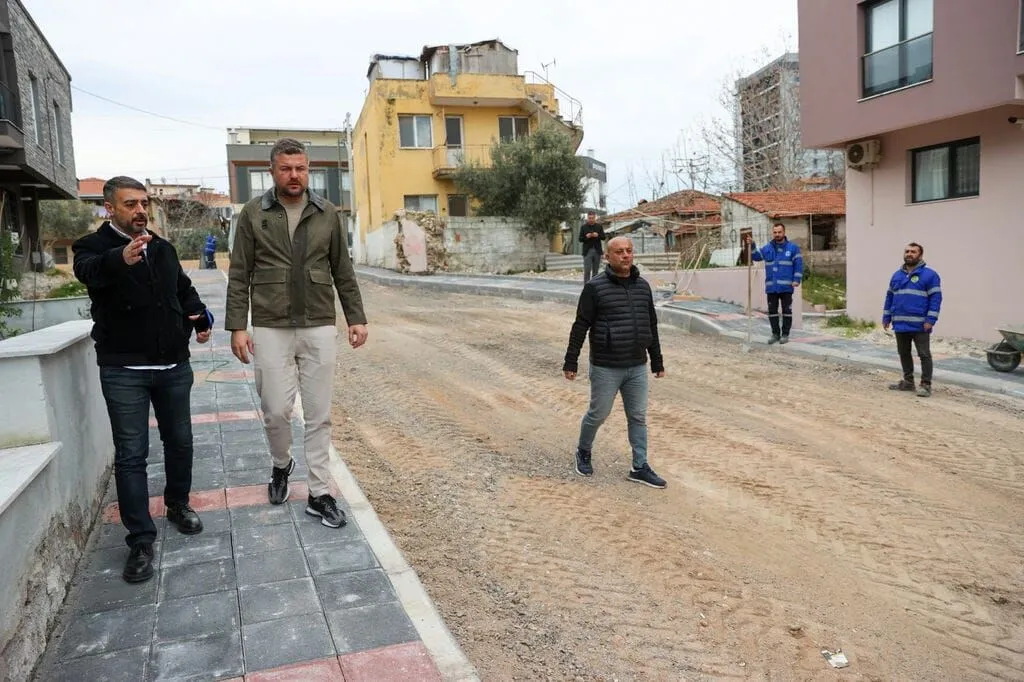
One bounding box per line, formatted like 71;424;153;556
563;236;667;488
73;176;211;584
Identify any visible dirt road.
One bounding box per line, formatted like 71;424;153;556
331;282;1024;681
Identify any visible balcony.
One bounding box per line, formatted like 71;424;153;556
428;73;528;106
432;145;492;179
0;81;24;150
862;33;933;98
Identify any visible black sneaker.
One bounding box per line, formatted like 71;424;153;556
166;503;203;535
574;448;593;476
268;459;295;505
628;464;667;489
916;384;932;398
305;494;347;528
122;543;154;584
768;335;781;345
889;380;915;392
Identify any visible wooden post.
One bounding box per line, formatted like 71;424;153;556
746;239;753;345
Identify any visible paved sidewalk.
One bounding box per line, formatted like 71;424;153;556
35;269;475;682
356;266;1024;399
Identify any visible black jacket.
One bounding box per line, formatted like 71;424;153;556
72;223;205;366
578;222;605;255
563;265;664;373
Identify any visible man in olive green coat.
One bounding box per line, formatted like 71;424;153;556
225;138;367;528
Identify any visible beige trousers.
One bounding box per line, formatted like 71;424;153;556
252;326;337;497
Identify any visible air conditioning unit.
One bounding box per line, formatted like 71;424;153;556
846;139;881;169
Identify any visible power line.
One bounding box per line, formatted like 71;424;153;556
71;85;223;131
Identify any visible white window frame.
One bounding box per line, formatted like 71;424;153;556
249;169;273;200
404;195;437;213
28;75;41;143
498;116;530;143
861;0;934;98
398;114;433;149
52;102;64;165
308;168;328;196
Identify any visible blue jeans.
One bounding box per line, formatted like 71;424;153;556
577;364;649;469
99;363;195;547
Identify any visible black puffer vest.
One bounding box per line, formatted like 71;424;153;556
587;266;655;368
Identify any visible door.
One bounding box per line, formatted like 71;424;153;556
445;116;464;166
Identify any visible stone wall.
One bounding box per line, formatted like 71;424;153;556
443;216;547;274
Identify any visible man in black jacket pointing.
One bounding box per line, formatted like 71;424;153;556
563;236;667;488
73;176;211;583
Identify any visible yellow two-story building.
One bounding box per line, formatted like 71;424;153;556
352;39;583;263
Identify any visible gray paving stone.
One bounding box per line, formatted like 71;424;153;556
192;443;222;460
155;590;240;642
315;569;397;612
325;601;419;655
45;645;149;682
238;577;321;625
57;604;155;660
161;531;232;568
159;558;236;600
90;523;131;551
242;612;335;672
231;522;300;556
192;431;222;446
306;540;378;576
181;508;231;535
235;549;309;587
224;451;271;472
150;631;243;682
229;503;291;528
68;572;159;614
226;468;279;487
82;544;161;577
294;510;362;547
220;419;264;433
190;470;227;490
192;457;225;475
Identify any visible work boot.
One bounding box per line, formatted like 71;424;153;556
574;448;593;477
122;543;155;584
889;380;915;391
268;459;295;505
916;384;932;398
166;503;203;535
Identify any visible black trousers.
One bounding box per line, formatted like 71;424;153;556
767;292;793;337
896;332;932;386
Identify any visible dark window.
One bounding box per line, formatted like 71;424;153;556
911;137;980;203
447;195;468;217
498;116;530;143
862;0;933;98
53;245;68;265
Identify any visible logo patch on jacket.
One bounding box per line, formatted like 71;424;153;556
911;275;919;283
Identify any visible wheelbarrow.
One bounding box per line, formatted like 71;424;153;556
985;327;1024;373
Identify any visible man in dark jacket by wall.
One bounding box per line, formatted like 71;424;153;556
579;210;605;283
73;176;211;584
563;236;667;488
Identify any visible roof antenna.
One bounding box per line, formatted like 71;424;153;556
540;58;556;81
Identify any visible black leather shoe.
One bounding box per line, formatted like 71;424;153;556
166;504;203;535
122;544;154;583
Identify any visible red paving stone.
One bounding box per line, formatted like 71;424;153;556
148;410;260;428
102;489;226;523
225;481;309;509
245;657;343;681
338;642;441;682
103;497;166;524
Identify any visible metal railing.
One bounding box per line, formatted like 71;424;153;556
523;71;583;128
0;81;21;127
432;144;493;173
862;33;933;98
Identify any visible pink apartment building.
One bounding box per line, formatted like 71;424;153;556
798;0;1024;340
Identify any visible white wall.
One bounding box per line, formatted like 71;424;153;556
444;217;548;273
7;296;91;335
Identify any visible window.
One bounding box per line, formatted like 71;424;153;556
404;195;437;213
52;102;64;164
341;170;352;191
498;116;530;143
309;169;328;195
911;137;980;203
249;170;273;200
28;75;41;143
53;245;68;265
398;115;433;148
1019;0;1024;52
447;195;468;217
862;0;933;98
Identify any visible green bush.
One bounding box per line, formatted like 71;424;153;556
825;313;875;330
47;280;88;299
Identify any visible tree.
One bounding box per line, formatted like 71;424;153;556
39;200;97;242
452;123;585;237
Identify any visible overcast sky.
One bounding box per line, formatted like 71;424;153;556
28;0;796;212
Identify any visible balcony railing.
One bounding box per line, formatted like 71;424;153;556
432;145;493;178
0;81;21;128
523;71;583;128
862;33;933;98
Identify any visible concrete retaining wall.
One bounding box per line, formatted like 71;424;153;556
0;321;113;680
6;296;91;335
444;217;547;274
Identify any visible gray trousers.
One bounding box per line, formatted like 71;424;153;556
583;250;602;282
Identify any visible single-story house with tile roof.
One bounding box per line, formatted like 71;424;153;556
717;190;846;274
601;190;721;255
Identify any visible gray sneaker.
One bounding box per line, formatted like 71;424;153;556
779;335;790;345
916;385;932;398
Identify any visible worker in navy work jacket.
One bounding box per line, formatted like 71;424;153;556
883;242;942;398
744;222;803;344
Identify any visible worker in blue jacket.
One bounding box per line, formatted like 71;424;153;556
745;223;803;344
203;234;217;269
883;242;942;397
